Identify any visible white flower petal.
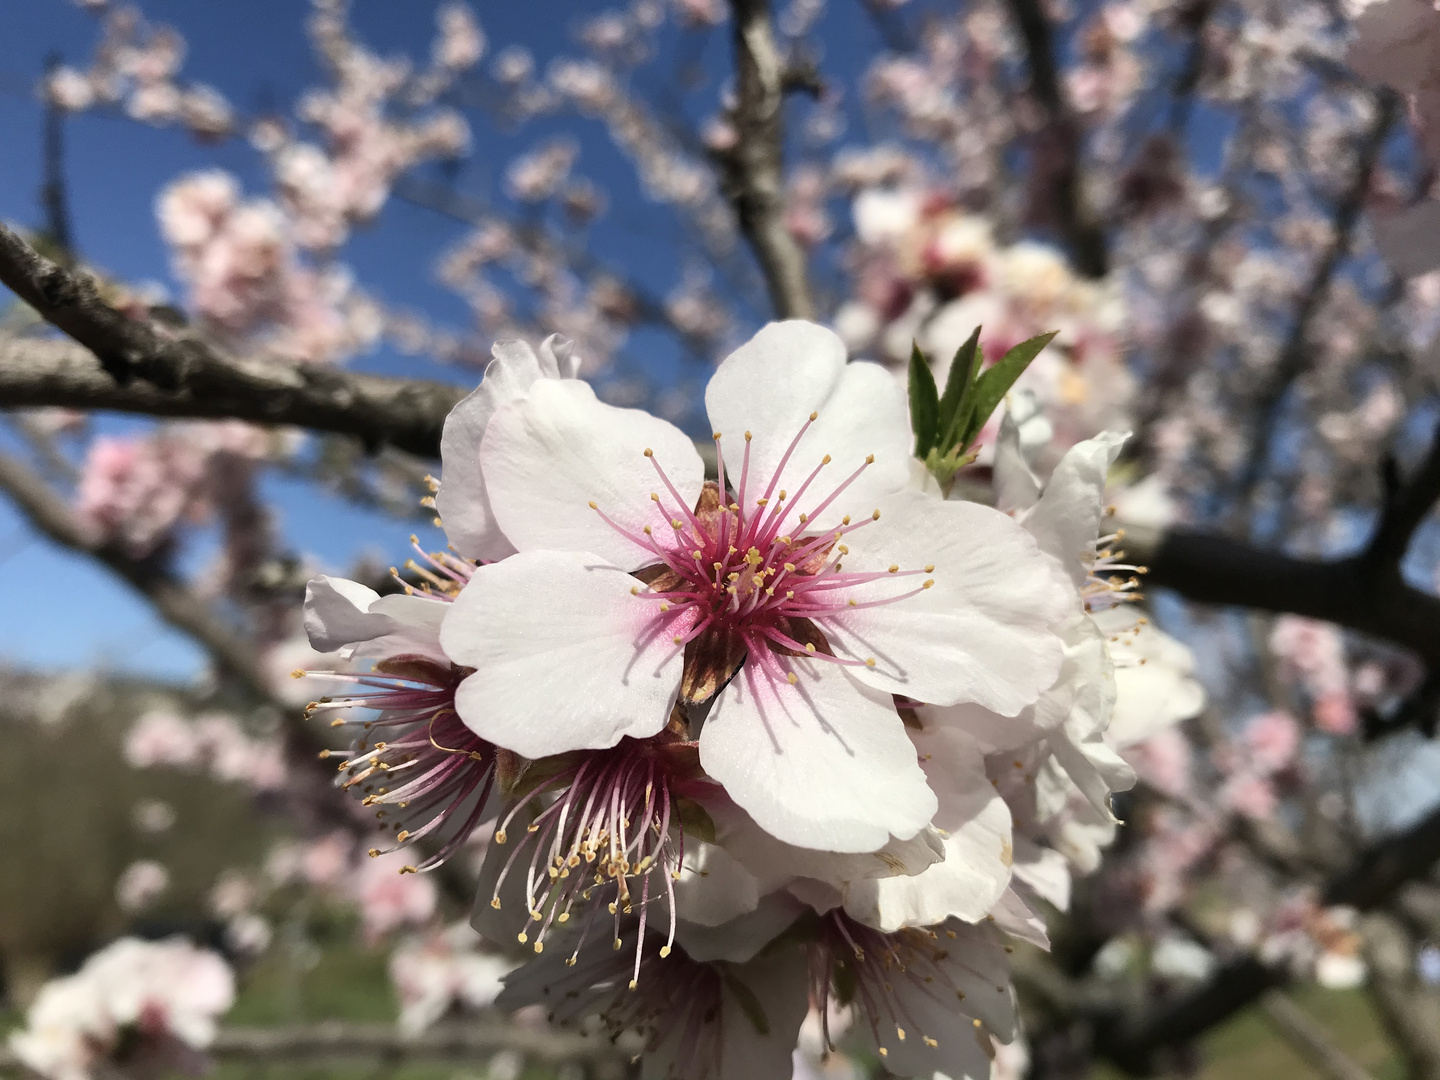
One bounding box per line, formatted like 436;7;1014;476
868;919;1016;1075
1021;431;1129;587
702;792;943;902
644;950;810;1080
844;725;1012;930
1095;606;1206;748
440;550;682;757
825;490;1071;712
436;339;560;562
704;321;911;534
673;891;809;963
482;380;704;571
303;576;448;662
994;401;1042;515
699;656;937;853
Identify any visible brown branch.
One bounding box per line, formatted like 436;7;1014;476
1360;911;1440;1080
1258;991;1378;1080
717;0;815;319
1093;798;1440;1073
0;1020;628;1071
1003;0;1108;278
0;223;465;458
1124;412;1440;713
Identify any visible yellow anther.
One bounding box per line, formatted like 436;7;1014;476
872;509;881;520
865;454;875;464
799;513;809;524
922;579;934;589
838;544;849;555
628;979;638;990
631;585;640;595
878;1048;889;1058
643;525;652;535
924;1036;938;1047
671;519;683;529
896;1027;906;1041
651;492;660;501
924;563;935;572
805;643;815;652
744;431;752;441
517;932;528;944
659;945;671;957
588;500;598;509
495;830;507;844
755;497;768;507
842;514;851;525
865;657;876;667
558;913;570;923
713;432;722;440
534;942;544;953
659;602;670;612
888;564;899;573
396;830;410;842
808;410;818;421
784;562;796;572
972;1019;982;1028
368;848;381;858
786;672;798;685
490;897;501;909
644;448;654;457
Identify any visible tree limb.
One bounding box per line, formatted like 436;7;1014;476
1125;415;1440;688
717;0;815;319
0;223;466;457
0;1019;628;1070
1258;991;1378;1080
1002;0;1108;278
1236;91;1400;502
1094;797;1440;1073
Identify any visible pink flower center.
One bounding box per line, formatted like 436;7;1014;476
592;416;934;698
489;738;692;988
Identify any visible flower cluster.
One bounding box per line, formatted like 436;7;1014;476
9;938;235;1080
303;321;1180;1075
43;4;235;137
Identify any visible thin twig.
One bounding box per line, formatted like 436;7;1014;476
1003;0;1108;278
717;0;815;319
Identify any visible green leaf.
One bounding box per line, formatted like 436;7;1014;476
936;326;983;452
675;798;717;845
721;972;771;1035
956;331;1058;452
907;341;940;459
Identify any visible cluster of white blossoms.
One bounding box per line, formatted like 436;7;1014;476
9;938;235;1080
303;321;1202;1078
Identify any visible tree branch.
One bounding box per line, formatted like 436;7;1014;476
1003;0;1108;278
0;1020;628;1071
0;224;465;458
1236;91;1400;502
1258;991;1378;1080
1093;798;1440;1073
717;0;815;319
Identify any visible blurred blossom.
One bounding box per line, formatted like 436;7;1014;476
115;860;170;914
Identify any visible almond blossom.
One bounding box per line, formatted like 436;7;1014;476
437;320;1074;853
9;938;234;1080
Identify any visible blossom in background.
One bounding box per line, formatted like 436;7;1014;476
9;938;234;1080
388;923;514;1035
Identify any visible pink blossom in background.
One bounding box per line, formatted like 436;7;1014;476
1123;727;1193;798
353;852;439;942
1243;710;1302;773
115;861;171;914
124;711;200;770
1220;773;1279;821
